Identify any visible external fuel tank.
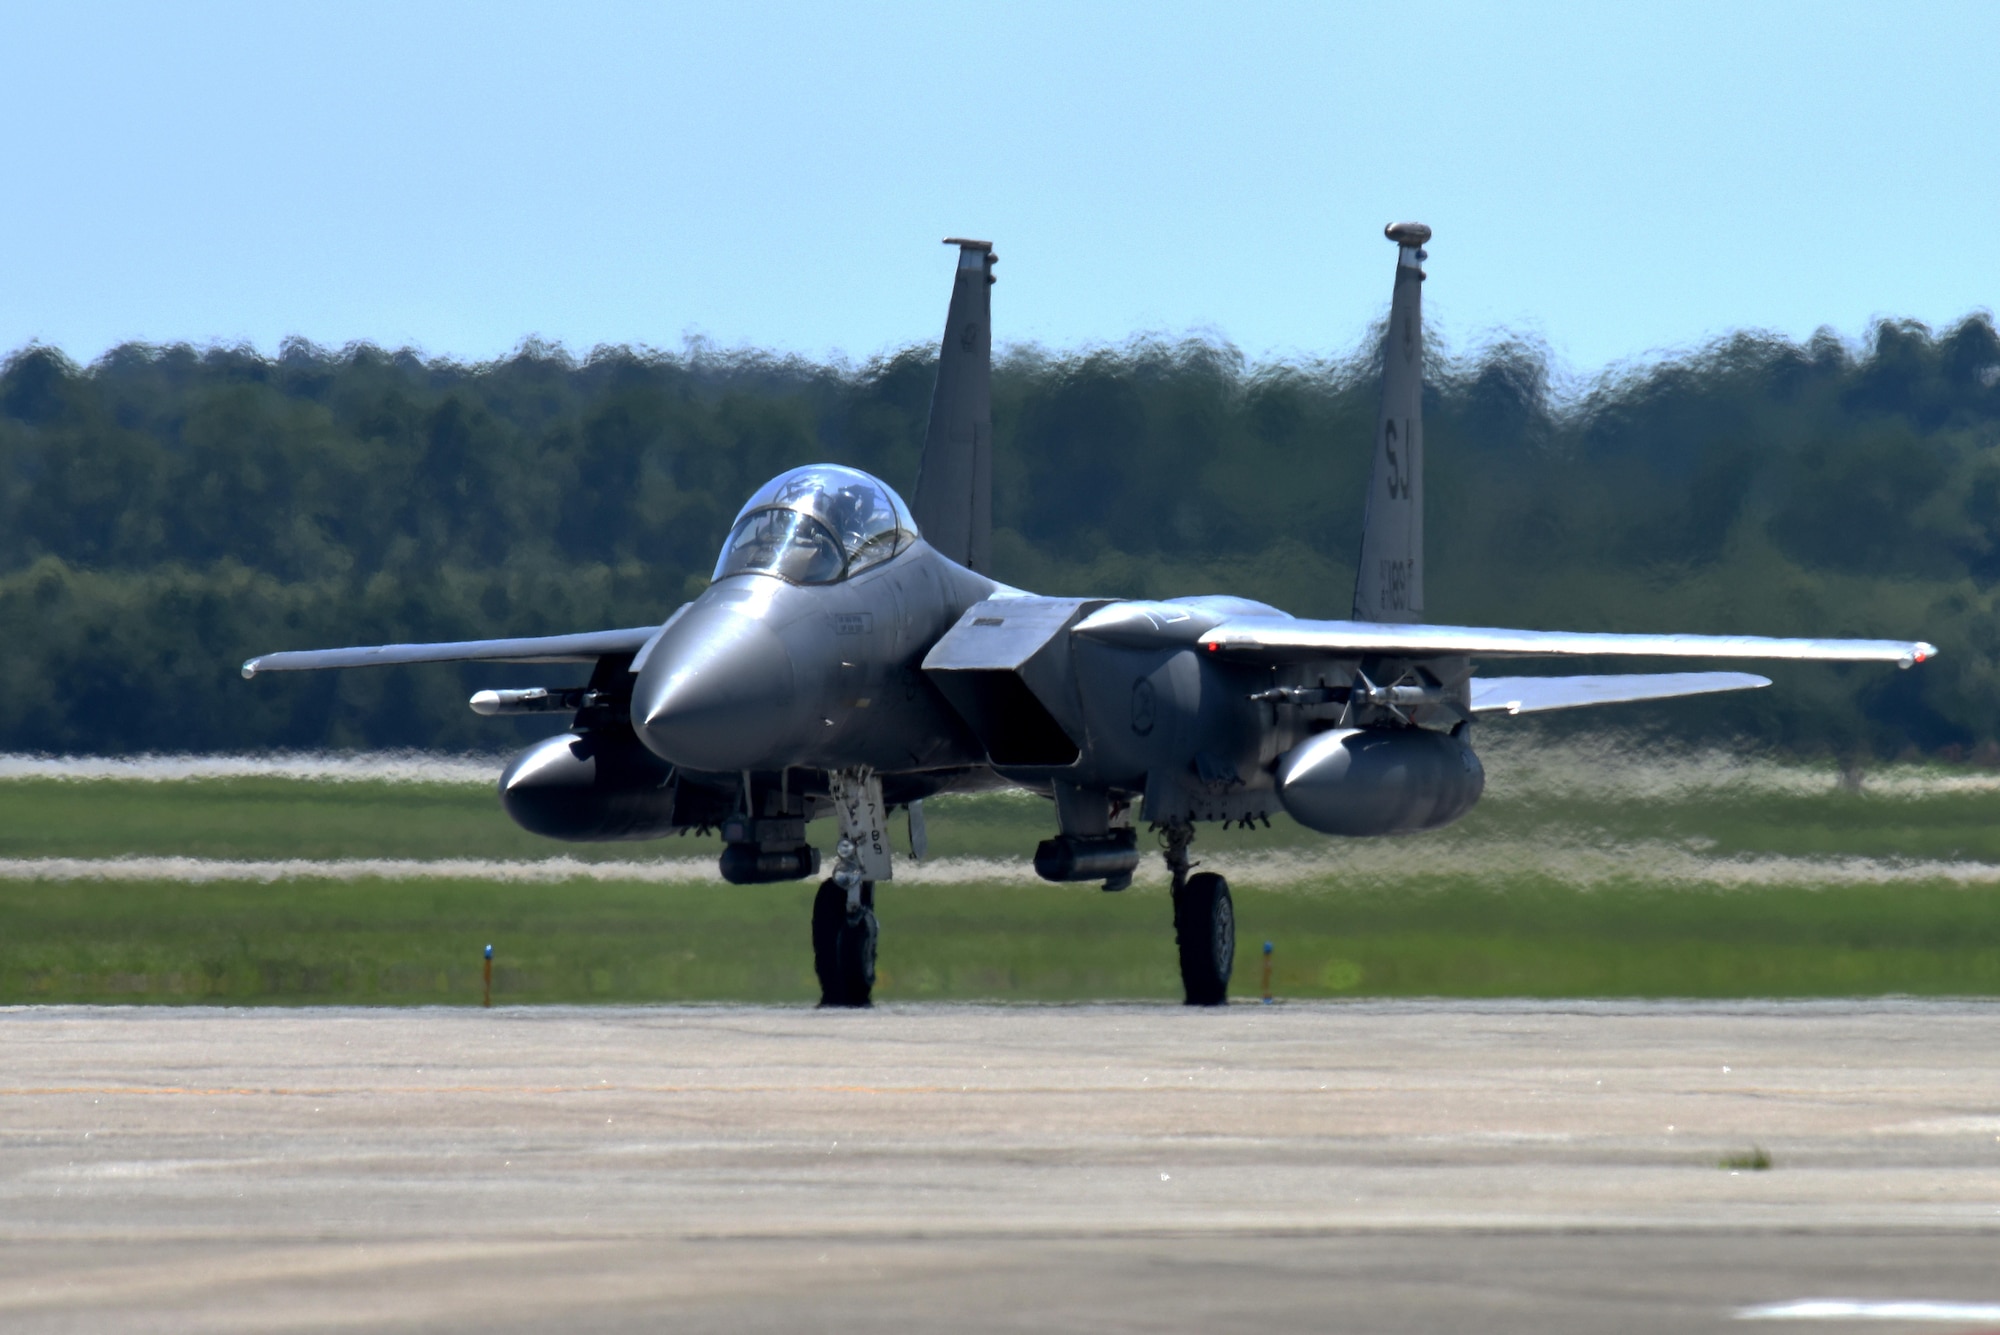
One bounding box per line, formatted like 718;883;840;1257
1275;726;1483;837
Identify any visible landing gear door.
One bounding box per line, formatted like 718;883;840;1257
830;770;895;882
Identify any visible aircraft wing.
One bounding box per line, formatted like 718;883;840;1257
1469;671;1769;715
241;625;662;678
1199;618;1936;668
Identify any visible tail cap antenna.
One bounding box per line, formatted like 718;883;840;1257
944;237;998;281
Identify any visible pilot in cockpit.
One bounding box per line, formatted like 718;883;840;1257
713;465;916;586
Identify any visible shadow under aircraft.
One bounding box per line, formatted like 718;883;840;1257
244;227;1937;1007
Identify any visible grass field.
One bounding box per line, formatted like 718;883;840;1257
5;737;2000;1003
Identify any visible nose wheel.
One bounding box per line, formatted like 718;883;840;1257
812;877;876;1007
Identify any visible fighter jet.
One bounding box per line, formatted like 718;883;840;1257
243;227;1937;1007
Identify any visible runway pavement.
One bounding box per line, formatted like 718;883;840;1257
3;1001;1998;1333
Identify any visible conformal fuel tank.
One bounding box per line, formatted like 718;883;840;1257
1276;727;1484;837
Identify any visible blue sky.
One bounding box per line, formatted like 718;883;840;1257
2;1;1995;374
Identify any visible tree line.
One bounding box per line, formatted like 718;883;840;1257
3;314;1997;757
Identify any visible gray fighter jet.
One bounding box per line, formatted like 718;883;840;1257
244;227;1937;1007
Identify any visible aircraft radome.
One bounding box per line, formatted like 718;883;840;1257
243;227;1937;1007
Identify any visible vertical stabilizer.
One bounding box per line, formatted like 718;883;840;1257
913;238;996;572
1352;222;1430;623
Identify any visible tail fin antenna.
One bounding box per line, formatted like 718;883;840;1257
1352;222;1430;623
912;238;997;573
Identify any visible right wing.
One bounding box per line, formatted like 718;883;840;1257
241;625;662;678
1470;671;1769;716
1198;617;1936;668
1073;602;1935;668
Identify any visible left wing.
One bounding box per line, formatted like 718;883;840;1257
241;625;662;678
1470;671;1768;715
1198;618;1936;668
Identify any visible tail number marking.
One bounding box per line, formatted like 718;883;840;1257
1383;419;1411;501
1378;559;1411;611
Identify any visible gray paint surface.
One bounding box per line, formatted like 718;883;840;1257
5;1002;1998;1332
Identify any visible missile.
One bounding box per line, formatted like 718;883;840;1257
470;687;590;716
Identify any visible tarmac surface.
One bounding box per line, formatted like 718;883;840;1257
3;1001;1999;1333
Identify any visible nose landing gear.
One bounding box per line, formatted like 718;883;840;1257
812;876;876;1007
814;768;891;1008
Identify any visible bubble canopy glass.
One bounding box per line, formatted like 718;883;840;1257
712;465;919;585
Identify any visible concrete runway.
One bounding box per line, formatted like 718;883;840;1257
3;1002;1999;1333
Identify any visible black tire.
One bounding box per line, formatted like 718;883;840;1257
811;878;846;1005
814;878;877;1008
1173;872;1234;1006
832;903;877;1008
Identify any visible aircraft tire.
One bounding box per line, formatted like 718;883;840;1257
814;878;877;1007
811;878;848;1005
1174;872;1234;1006
832;903;878;1008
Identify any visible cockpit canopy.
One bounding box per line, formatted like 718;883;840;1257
712;465;919;585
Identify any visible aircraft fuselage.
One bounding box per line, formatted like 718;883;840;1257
634;541;997;779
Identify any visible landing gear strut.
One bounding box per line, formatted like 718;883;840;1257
1161;819;1233;1006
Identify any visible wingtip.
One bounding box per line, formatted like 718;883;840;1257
240;659;259;680
1905;641;1941;668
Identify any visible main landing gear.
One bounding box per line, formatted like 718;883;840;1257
1161;819;1233;1006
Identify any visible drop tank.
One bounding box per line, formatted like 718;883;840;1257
500;730;701;841
1275;726;1483;837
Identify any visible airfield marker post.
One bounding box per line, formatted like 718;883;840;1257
483;944;493;1008
1262;942;1274;1004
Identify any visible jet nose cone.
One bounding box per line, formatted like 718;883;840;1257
634;606;798;771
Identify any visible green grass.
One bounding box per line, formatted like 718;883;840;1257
6;756;2000;1004
1496;787;2000;863
0;777;647;862
5;873;2000;1005
7;766;2000;863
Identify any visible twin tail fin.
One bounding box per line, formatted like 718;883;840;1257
912;238;997;574
1352;222;1430;623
